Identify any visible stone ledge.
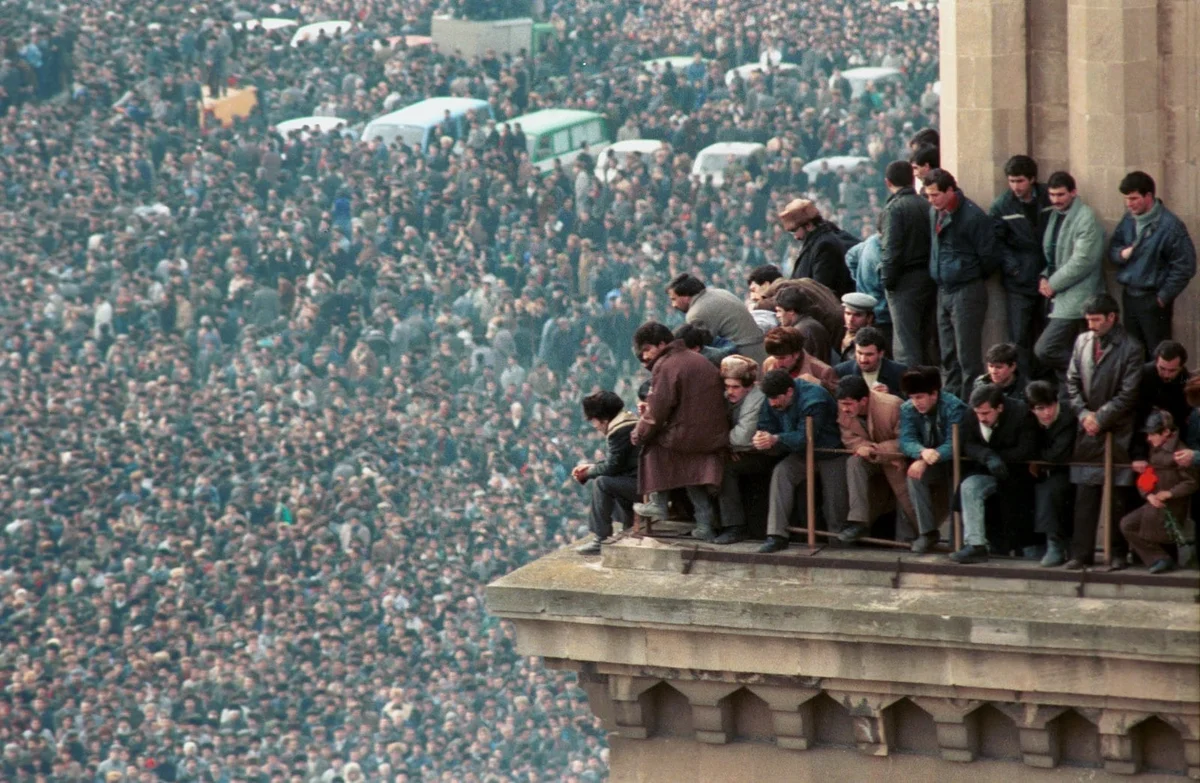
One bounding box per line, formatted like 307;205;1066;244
488;548;1200;663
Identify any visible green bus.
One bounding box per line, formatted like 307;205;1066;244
504;109;613;173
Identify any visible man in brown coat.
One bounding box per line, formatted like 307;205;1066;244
630;322;730;541
762;327;839;394
1120;411;1199;573
836;375;917;543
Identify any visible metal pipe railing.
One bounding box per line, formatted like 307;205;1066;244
793;418;1120;561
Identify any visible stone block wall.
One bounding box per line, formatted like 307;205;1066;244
941;0;1199;353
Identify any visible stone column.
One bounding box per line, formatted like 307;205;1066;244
1065;0;1161;218
1028;0;1070;174
939;0;1030;355
1157;0;1200;352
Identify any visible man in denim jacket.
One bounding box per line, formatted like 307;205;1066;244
1109;171;1196;352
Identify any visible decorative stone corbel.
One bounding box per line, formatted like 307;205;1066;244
910;697;983;762
1156;713;1200;780
669;680;743;744
1098;709;1152;775
606;675;663;740
824;690;905;756
745;685;823;751
994;703;1070;768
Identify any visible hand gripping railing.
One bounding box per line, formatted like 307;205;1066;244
787;419;1118;566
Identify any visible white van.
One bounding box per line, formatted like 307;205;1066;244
691;142;765;186
274;116;354;140
361;97;491;152
290;21;353;47
594;139;669;183
505;109;613;173
802;155;871;180
840;67;905;99
233;18;298;33
723;62;801;87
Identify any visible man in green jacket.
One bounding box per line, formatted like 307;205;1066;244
1033;171;1106;389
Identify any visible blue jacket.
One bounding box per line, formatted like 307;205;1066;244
846;235;891;325
756;379;842;458
929;190;998;291
899;392;967;462
1108;201;1196;304
834;357;907;398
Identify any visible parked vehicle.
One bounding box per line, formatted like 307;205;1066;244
594;139;669;183
290;20;353;47
361;97;492;152
802;155;872;179
723;62;801;87
691;142;765;186
504;109;613;172
840;66;905;99
274;116;354;140
233;18;298;33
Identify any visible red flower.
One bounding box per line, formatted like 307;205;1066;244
1136;466;1159;495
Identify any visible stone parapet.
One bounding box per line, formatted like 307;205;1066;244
488;542;1200;780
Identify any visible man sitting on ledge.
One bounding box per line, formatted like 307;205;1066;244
754;369;846;553
573;391;640;556
899;366;967;554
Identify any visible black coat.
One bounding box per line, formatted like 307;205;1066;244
834;357;908;398
1131;362;1192;460
989;182;1052;296
961;397;1038;475
585;410;639;479
790;221;855;297
878;186;932;290
1033;402;1077;478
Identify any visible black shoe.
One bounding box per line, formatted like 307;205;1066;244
949;544;989;564
757;535;789;553
1064;558;1089;571
576;537;602;556
838;524;866;544
1108;557;1128;572
713;526;745;545
910;532;937;554
1148;558;1176;574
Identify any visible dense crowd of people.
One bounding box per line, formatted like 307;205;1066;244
580;159;1197;575
0;0;954;780
1;0;1194;779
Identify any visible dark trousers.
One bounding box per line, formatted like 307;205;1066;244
589;475;638;539
718;452;778;537
886;271;937;369
1005;291;1042;379
1034;317;1084;390
1122;290;1168;356
936;279;988;400
1034;472;1073;537
1070;484;1129;564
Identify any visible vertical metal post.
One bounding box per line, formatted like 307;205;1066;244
806;416;816;550
951;423;962;552
1101;431;1114;567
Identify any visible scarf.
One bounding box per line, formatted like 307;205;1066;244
1134;199;1163;243
934;190;960;234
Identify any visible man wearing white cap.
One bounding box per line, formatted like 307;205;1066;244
838;291;877;363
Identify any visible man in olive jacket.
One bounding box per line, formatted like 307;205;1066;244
1064;294;1143;570
1033;171;1106;388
